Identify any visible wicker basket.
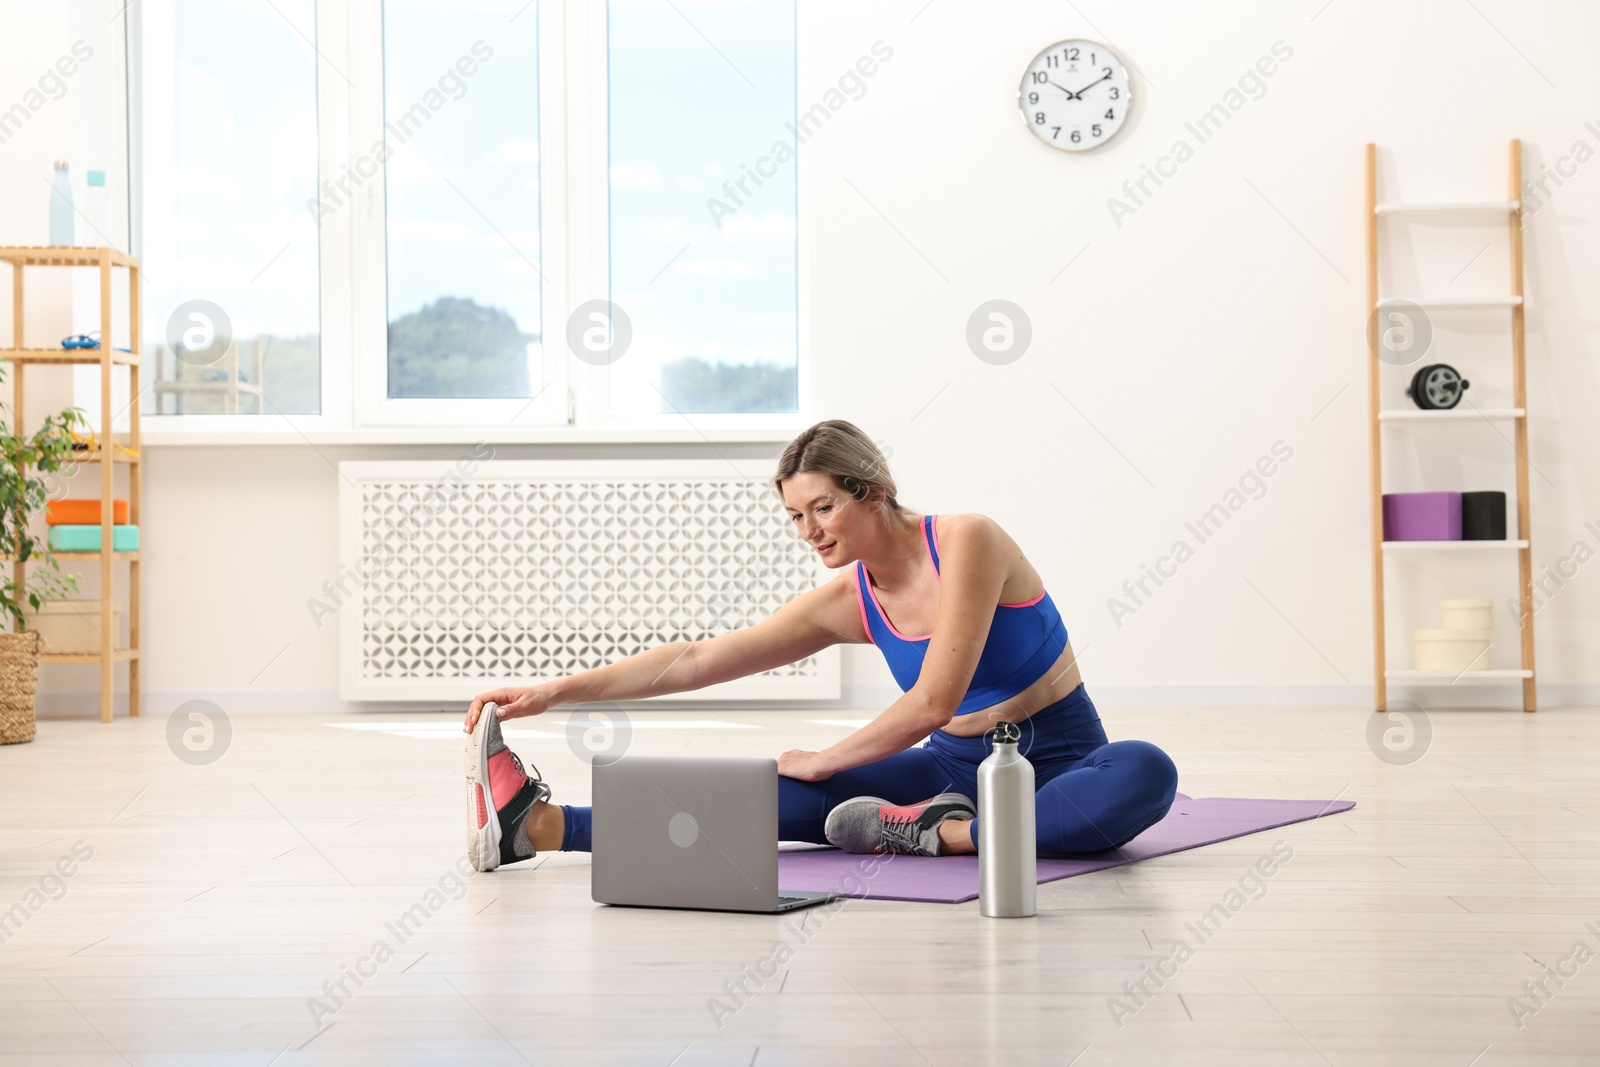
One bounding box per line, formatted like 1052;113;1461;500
0;630;41;745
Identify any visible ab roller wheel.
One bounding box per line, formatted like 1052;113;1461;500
1408;362;1470;410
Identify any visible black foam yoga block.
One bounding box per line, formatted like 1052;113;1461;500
1462;491;1507;540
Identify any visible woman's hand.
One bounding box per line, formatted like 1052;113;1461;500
778;748;834;782
463;685;555;733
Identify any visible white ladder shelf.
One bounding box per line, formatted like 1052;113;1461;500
1364;140;1537;713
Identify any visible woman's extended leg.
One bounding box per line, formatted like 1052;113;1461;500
506;737;1174;857
544;746;969;853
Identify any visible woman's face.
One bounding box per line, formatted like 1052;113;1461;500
782;471;865;567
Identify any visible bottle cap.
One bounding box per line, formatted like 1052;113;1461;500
991;720;1021;745
87;170;106;186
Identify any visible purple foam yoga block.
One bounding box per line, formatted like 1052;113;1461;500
1383;491;1462;541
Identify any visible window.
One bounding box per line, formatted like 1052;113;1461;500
139;0;321;416
606;0;798;419
382;1;541;401
132;0;801;435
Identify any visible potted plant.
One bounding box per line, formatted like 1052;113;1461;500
0;365;87;744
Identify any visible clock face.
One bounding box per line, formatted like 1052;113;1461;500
1018;39;1132;152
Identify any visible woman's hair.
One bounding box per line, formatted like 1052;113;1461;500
771;420;914;516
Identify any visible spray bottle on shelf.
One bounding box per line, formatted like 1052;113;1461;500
977;719;1037;918
49;162;74;246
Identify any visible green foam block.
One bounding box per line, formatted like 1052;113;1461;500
47;524;140;552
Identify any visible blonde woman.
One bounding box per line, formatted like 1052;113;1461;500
463;419;1177;869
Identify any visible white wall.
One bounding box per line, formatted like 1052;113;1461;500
5;0;1600;715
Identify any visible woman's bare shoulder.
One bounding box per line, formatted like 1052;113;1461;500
935;513;1038;597
807;568;872;644
935;512;1011;545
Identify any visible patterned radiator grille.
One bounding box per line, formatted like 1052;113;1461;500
339;461;839;701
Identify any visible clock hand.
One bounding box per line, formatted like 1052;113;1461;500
1046;79;1079;99
1066;70;1112;99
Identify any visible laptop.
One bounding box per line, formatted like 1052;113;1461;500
591;754;839;913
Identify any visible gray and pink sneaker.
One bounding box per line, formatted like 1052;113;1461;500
824;792;976;856
466;703;552;872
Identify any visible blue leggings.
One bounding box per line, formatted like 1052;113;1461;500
558;683;1178;855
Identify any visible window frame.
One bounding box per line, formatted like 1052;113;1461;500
129;0;808;443
349;0;568;429
589;0;808;434
127;0;346;436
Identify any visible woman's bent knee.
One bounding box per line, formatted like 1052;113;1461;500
1099;740;1179;842
1090;739;1178;802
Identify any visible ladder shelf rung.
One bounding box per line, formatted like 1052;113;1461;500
1382;540;1528;550
1378;408;1524;422
1374;200;1519;216
1377;296;1521;310
1385;669;1533;681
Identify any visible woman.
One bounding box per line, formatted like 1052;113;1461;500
462;419;1178;872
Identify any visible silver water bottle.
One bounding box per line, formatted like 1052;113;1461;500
977;720;1036;918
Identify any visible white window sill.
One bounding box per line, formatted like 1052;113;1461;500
138;423;810;446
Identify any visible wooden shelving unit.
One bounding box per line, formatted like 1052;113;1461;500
0;246;142;723
1364;141;1536;713
152;337;265;414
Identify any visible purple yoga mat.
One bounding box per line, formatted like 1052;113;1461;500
777;792;1356;904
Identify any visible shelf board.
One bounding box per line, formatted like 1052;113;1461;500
1377;295;1522;310
1374;200;1519;216
1;552;139;563
66;451;140;465
1382;540;1528;550
1385;669;1532;681
0;246;139;268
40;648;140;663
152;381;264;395
1379;408;1524;421
0;347;139;366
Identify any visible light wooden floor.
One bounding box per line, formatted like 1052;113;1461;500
3;703;1598;1065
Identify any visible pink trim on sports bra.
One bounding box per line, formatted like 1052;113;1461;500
848;566;875;645
929;514;1047;608
861;565;932;642
853;514;1048;640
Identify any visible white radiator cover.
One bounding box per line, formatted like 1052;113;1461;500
337;459;841;702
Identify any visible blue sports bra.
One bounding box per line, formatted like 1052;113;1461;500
851;514;1069;716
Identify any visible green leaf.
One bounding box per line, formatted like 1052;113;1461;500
0;402;93;623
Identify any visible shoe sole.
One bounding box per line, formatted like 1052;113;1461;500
466;705;502;873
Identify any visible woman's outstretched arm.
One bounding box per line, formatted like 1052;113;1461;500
464;576;856;732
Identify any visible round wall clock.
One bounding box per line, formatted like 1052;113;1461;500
1018;39;1132;152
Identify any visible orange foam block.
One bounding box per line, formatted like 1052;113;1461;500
46;499;129;525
